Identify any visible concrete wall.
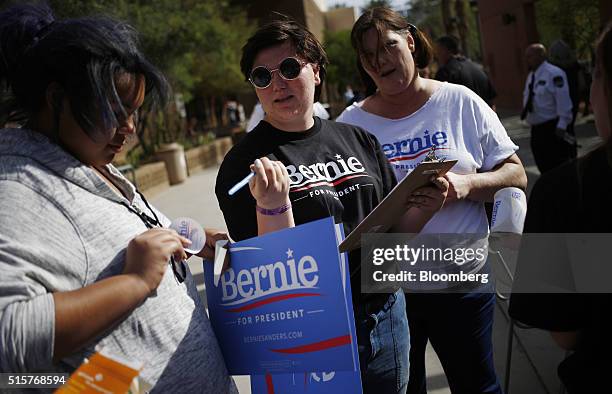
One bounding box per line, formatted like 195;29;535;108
325;7;358;33
477;0;539;110
244;1;355;42
185;144;218;173
136;137;233;198
137;162;170;198
185;137;234;174
245;0;306;27
303;0;326;43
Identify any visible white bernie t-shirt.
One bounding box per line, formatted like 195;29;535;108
337;82;518;234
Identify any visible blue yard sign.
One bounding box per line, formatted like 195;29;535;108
250;234;363;393
250;369;362;394
204;217;358;375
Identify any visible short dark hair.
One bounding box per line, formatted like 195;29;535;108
436;35;460;55
240;17;328;102
0;3;169;141
351;7;433;97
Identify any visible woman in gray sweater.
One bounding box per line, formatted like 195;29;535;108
0;4;236;392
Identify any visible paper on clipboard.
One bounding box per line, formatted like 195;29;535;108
338;159;457;253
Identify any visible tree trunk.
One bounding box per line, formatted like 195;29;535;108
208;96;218;128
455;0;469;57
441;0;459;38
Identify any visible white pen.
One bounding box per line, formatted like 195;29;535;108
228;171;255;196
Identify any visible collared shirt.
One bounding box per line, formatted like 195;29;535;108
523;61;573;129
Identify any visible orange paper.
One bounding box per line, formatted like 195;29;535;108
55;351;141;394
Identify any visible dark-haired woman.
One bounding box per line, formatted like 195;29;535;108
0;4;236;392
337;7;527;394
216;17;451;394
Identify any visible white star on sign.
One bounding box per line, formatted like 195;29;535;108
335;154;342;159
286;248;294;258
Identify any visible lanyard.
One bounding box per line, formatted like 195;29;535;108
119;190;186;283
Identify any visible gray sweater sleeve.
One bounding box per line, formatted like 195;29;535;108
0;181;85;372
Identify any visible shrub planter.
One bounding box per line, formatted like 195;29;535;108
135;161;169;197
184;136;234;174
155;143;188;185
215;137;233;162
185;143;217;173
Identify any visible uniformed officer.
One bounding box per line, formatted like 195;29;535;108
434;35;497;107
522;43;576;173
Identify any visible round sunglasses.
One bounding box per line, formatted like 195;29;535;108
249;57;307;89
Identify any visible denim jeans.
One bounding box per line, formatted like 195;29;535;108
405;284;502;394
355;288;410;394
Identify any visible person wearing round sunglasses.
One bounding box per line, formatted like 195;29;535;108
245;58;330;132
0;4;236;392
216;17;450;394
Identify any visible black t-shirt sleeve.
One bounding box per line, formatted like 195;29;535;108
215;148;258;242
509;167;585;331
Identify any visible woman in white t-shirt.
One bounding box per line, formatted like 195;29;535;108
337;7;527;394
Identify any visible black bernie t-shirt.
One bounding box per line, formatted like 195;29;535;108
508;146;612;392
215;117;397;301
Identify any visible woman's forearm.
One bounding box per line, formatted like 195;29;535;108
53;274;150;360
393;207;433;233
466;155;527;202
256;209;295;236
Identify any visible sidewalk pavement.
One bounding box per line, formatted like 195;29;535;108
151;111;601;394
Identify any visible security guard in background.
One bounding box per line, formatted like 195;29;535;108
522;43;576;174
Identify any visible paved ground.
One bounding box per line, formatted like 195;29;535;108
152;111;600;394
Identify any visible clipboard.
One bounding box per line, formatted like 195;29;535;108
338;159;457;252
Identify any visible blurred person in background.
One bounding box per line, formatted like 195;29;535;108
522;43;576;173
549;39;581;127
434;35;497;108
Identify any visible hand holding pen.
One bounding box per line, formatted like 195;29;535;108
228;157;294;233
228;157;290;202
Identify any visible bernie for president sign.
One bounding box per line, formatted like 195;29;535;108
203;217;357;375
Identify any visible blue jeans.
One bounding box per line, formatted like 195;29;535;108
405;286;502;394
355;288;410;394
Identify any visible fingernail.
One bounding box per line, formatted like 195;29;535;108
254;158;262;166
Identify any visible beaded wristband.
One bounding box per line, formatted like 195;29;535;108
256;202;292;216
